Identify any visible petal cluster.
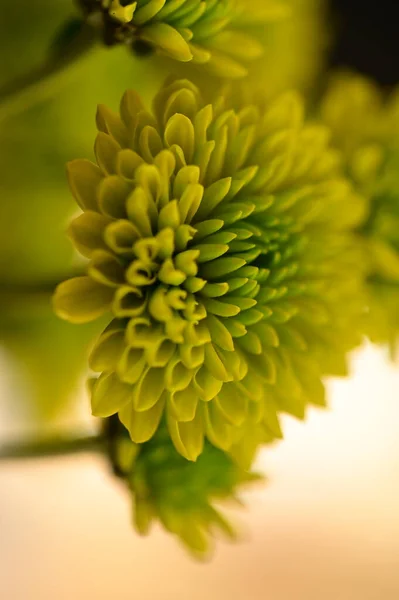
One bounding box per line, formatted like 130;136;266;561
107;418;260;557
54;77;365;461
320;73;399;352
79;0;287;77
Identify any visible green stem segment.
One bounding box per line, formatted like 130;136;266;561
0;434;105;461
0;23;98;123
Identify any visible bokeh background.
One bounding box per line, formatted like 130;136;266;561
0;1;398;597
1;345;398;599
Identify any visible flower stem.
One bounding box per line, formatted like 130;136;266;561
0;434;105;461
0;23;98;123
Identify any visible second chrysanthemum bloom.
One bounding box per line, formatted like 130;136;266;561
79;0;287;78
54;77;365;461
320;73;399;354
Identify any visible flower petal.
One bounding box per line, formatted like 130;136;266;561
68;211;110;258
167;408;204;461
67;160;102;211
53;277;113;323
91;372;132;417
119;396;165;444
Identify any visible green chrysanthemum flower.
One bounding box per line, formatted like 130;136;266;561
106;418;260;557
79;0;287;78
54;77;365;462
320;73;399;353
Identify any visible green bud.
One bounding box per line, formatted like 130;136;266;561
106;418;262;558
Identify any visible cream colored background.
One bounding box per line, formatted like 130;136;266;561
0;344;398;599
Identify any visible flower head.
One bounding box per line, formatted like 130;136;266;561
106;418;260;557
320;73;399;353
79;0;287;78
54;77;365;462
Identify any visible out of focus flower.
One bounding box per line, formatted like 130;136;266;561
54;77;365;462
79;0;288;78
107;417;261;557
320;73;399;354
